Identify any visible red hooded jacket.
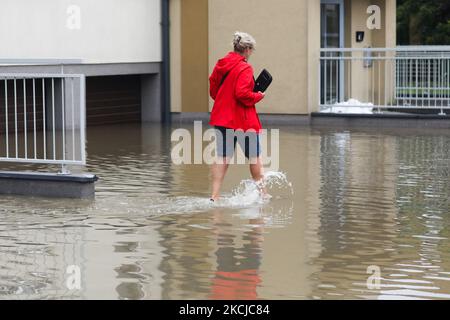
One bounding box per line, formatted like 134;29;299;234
209;52;264;132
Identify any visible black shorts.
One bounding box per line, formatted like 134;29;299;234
214;126;261;159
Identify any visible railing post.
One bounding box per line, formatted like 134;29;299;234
318;54;322;111
58;163;71;175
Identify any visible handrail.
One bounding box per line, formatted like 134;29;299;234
320;46;450;52
0;73;86;170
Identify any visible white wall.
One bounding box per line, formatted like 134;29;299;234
0;0;161;63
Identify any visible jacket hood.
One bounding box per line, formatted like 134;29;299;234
215;51;246;77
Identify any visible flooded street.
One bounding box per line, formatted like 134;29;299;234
1;123;450;299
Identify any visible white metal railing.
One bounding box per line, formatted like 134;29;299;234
319;46;450;114
0;73;86;170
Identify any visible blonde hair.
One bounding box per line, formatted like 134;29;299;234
233;31;256;53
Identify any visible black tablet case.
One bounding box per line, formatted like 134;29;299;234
254;69;273;93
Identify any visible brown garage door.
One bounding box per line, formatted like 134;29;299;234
86;75;141;126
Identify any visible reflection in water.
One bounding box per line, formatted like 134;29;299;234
209;208;264;300
0;123;450;299
308;128;450;299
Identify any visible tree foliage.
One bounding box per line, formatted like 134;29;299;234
397;0;450;45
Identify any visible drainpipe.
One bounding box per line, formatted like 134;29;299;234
161;0;171;124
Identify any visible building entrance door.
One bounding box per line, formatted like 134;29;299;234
321;0;344;104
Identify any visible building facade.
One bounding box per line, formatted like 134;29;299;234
0;0;397;127
170;0;396;120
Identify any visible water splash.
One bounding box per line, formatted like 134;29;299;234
213;171;293;208
90;171;294;215
261;171;294;194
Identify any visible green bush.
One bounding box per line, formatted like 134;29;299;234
397;0;450;45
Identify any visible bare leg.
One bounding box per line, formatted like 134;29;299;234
210;158;229;201
249;156;268;197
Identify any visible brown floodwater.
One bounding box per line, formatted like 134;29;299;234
0;122;450;300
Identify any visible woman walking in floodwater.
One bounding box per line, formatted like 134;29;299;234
209;31;266;202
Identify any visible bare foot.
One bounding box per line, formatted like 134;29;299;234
253;179;271;201
210;196;220;202
261;191;272;201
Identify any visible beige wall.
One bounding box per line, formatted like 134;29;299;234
307;0;321;113
170;0;182;113
373;0;397;49
344;0;397;105
181;0;209;113
348;0;373;103
209;0;310;115
170;0;209;113
344;0;372;102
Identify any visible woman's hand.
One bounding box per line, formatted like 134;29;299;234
258;91;265;99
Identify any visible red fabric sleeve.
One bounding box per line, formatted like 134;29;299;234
234;66;264;107
209;66;221;100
